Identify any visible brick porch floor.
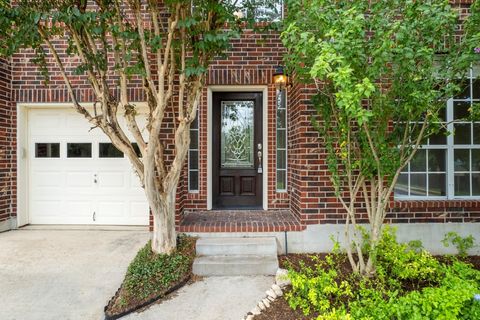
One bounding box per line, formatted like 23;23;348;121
177;210;305;233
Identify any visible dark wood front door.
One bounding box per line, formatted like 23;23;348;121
212;92;263;209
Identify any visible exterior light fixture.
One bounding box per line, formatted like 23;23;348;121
273;65;288;89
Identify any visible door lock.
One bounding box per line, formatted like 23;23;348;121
94;174;98;184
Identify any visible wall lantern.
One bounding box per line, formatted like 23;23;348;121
273;65;288;89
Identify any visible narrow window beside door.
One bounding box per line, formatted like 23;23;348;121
276;89;287;191
189;115;199;192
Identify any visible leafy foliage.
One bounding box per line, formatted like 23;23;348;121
285;228;480;319
281;0;480;275
442;232;477;258
122;235;196;302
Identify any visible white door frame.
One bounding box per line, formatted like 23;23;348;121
207;86;269;210
16;102;147;227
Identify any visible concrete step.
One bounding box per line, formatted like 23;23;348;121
196;237;278;256
193;254;279;276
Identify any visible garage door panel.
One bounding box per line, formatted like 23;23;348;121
131;202;150;217
97;172;126;189
31;171;63;187
29;108;149;226
66;172;95;188
98;201;126;217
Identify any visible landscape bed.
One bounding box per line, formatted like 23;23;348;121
257;230;480;320
104;236;196;320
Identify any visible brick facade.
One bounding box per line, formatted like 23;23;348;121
2;1;479;231
0;58;15;228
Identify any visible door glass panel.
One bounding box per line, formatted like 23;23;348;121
35;143;60;158
99;143;123;158
220;101;254;168
67;143;92;158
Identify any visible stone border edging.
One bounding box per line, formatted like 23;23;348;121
243;268;291;320
104;275;191;320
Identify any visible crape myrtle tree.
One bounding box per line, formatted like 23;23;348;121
0;0;276;254
282;0;480;276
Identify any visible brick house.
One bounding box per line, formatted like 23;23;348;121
0;1;478;253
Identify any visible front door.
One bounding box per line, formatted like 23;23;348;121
212;92;263;209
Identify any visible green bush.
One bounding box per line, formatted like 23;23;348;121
123;235;195;300
442;232;476;258
285;228;480;320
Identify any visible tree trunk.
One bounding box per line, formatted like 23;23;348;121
151;189;177;255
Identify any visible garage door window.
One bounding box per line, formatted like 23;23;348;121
35;143;60;158
67;143;92;158
99;143;123;158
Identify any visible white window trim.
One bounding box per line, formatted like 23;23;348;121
396;92;480;200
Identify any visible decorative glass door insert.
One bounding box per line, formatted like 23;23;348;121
220;101;255;168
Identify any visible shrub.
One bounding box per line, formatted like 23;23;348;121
442;232;476;258
285;228;480;320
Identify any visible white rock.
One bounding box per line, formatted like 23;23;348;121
262;298;271;308
268;296;275;302
251;306;261;315
276;268;291;288
266;289;277;299
272;284;283;296
258;301;266;310
246;316;254;320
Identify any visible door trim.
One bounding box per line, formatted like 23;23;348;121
207;86;269;210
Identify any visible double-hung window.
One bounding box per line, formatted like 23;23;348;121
395;69;480;199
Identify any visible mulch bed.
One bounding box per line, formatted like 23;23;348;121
256;254;480;320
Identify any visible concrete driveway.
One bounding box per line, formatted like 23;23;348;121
0;229;149;320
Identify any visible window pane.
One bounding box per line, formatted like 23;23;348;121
410;174;427;196
277;150;286;169
67;143;92;158
395;174;409;196
454;173;470;196
474;124;480;144
429;127;447;145
473;149;480;172
190;130;199;149
454;101;471;119
454;123;471;145
410;149;426;172
277;170;286;190
132;143;142;158
428;149;446;172
35;143;60;158
428;174;446;196
454;149;470;171
277;130;286;149
189;171;199;191
277;109;286;128
99;143;123;158
473;173;480;196
473;79;480;99
454;80;470;99
191;115;199;129
189;150;198;170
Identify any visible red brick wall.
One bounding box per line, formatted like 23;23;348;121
6;1;480;229
0;58;15;226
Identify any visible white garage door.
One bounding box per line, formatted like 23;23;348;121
28;108;149;225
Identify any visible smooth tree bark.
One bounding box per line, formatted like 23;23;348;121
0;0;244;254
282;0;480;276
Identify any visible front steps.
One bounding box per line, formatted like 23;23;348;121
193;237;279;276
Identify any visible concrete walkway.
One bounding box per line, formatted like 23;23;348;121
0;229;149;320
124;276;273;320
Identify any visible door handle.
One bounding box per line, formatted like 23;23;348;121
257;143;263;174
